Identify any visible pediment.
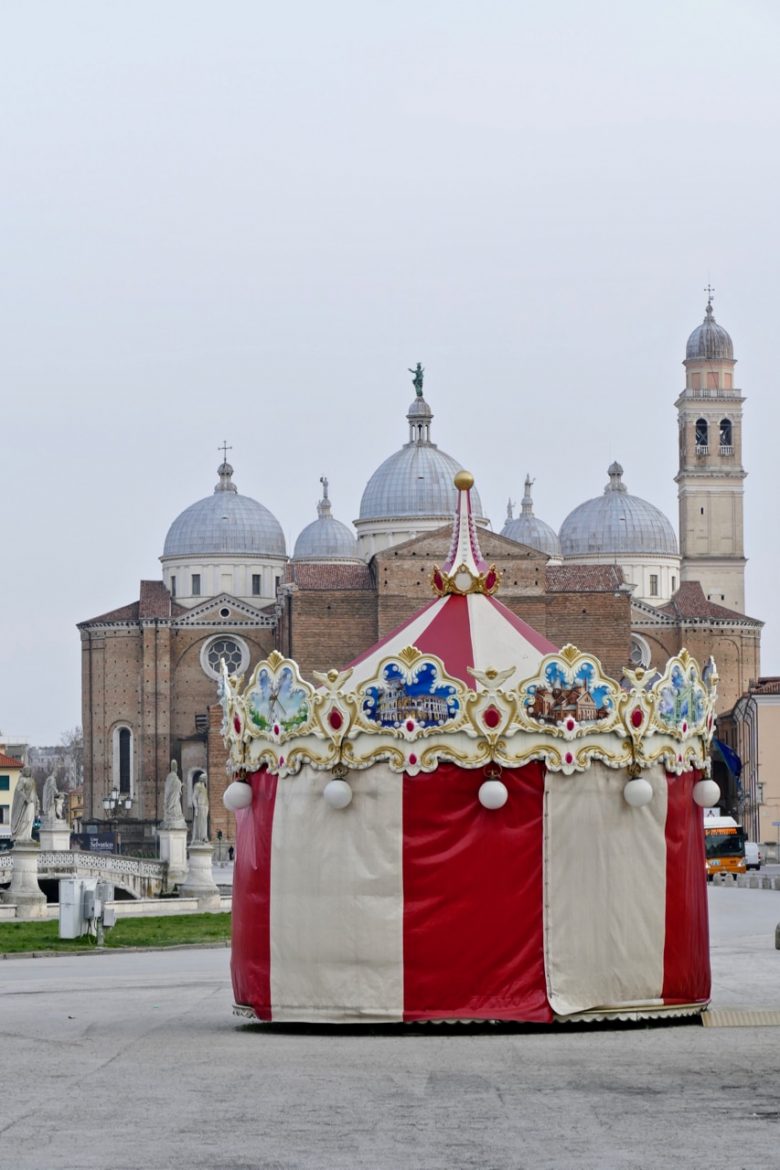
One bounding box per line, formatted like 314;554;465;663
172;593;275;627
372;525;549;564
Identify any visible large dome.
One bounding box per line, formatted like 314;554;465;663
686;301;734;361
359;396;485;522
294;478;361;562
501;476;561;557
559;463;678;558
163;462;286;558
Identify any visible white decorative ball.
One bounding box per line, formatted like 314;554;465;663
623;777;654;807
223;781;253;811
478;779;508;810
693;779;721;808
324;779;353;809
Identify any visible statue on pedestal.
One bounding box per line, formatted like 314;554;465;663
162;760;186;829
42;774;65;826
11;766;38;842
191;775;210;844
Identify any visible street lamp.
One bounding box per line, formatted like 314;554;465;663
102;788;133;814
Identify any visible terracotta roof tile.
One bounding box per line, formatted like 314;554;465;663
0;752;23;768
659;581;761;623
545;564;625;592
285;563;373;591
80;600;140;625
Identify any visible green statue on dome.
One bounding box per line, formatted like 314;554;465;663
408;362;424;396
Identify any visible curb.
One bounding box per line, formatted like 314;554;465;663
0;940;231;960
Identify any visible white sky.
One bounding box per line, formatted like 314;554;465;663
2;0;779;744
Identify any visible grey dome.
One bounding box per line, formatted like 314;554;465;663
359;392;485;521
501;475;560;557
163;462;286;558
360;444;485;520
559;463;678;557
686;302;734;360
294;479;361;562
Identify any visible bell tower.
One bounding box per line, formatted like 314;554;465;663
675;291;746;612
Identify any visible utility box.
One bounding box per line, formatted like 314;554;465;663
59;878;97;939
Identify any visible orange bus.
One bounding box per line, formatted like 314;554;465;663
704;814;746;879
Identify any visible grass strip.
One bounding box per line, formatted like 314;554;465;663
0;912;231;954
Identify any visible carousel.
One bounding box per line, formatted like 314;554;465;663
221;471;719;1024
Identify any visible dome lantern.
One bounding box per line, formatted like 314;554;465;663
501;474;561;559
292;477;362;563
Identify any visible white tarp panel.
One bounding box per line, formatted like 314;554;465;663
543;761;669;1016
269;762;404;1022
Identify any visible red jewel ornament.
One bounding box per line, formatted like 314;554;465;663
682;722;688;734
328;709;344;731
484;569;497;592
405;720;415;732
273;724;280;736
233;715;241;734
483;706;501;729
630;708;643;729
433;570;444;592
409;753;418;766
279;755;285;766
565;718;575;732
565;752;573;765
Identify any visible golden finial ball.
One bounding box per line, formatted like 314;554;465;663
454;470;474;491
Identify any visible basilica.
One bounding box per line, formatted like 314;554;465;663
79;299;762;847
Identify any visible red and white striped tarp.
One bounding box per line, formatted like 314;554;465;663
231;761;709;1023
346;592;557;689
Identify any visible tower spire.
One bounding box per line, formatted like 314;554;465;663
431;472;499;596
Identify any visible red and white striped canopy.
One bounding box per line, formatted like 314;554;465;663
347;593;557;689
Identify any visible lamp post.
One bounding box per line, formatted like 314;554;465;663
101;788;133;852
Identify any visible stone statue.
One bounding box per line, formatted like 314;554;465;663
11;766;38;842
191;775;209;844
162;760;186;828
54;791;65;821
408;362;424;397
42;774;62;825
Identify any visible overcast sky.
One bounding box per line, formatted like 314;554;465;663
2;0;779;744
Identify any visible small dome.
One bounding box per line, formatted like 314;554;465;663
163;462;286;558
559;463;678;557
407;397;433;419
501;475;561;557
686;300;734;361
294;478;361;562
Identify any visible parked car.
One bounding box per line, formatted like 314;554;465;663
744;841;762;870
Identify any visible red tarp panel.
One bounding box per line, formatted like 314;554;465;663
402;761;553;1022
662;769;711;1004
230;768;277;1020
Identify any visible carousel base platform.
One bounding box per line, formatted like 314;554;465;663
231;1001;709;1026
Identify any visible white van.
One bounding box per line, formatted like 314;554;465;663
744;841;762;871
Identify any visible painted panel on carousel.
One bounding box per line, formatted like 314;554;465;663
361;658;461;730
248;665;311;734
521;653;617;731
653;653;710;734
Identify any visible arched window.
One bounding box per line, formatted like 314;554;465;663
720;418;733;450
629;634;651;669
112;725;133;796
695;419;708;451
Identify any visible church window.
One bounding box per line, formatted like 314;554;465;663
111;725;133;797
720;419;733;451
192;574;201;596
649;575;659;597
629;635;651;669
672;576;677;592
695;419;708;451
252;574;261;595
275;576;281;592
707;371;719;390
0;806;7;824
201;634;250;681
171;576;176;597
